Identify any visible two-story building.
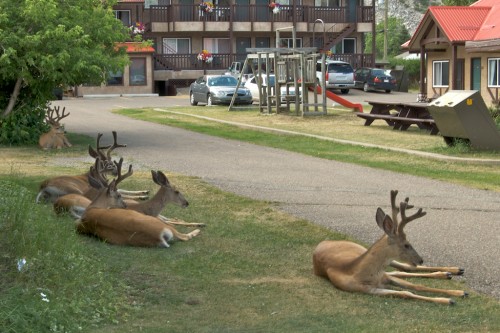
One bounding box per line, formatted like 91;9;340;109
88;0;376;96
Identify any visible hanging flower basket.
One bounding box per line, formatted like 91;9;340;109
129;22;145;35
200;2;214;13
269;2;281;14
197;50;213;63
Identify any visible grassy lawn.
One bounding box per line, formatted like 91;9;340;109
1;110;499;333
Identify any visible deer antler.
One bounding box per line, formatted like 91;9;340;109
113;157;133;189
46;106;70;125
106;131;127;161
398;197;426;234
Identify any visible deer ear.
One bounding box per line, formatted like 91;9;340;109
157;171;169;186
376;208;397;237
88;145;99;158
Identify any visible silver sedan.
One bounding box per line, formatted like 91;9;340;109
189;75;253;106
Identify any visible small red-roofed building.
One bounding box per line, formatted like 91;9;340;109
405;0;500;106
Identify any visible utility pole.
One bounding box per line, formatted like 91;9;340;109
383;0;388;61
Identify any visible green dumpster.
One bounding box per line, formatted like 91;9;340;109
427;90;500;150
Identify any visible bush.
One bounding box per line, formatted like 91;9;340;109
0;82;51;145
389;58;421;90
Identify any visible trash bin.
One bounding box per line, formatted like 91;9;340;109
427;90;500;150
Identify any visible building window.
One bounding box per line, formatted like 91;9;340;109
488;58;500;87
203;38;230;53
107;71;124;86
315;0;340;6
114;10;131;26
129;58;147;86
433;60;449;87
278;38;302;48
163;38;191;54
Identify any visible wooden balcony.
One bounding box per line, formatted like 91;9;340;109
148;4;374;27
153;53;375;72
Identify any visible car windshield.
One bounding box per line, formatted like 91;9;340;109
328;63;352;74
208;76;238;87
372;69;386;76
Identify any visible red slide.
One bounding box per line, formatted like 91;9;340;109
310;86;363;113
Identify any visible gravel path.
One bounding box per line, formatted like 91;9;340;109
54;96;500;300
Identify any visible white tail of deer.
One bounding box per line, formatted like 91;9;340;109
313;190;467;305
39;106;72;150
76;161;200;247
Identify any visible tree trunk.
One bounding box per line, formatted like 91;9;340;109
1;77;23;118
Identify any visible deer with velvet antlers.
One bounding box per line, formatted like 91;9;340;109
37;131;148;204
313;190;467;305
39;106;72;150
75;158;201;247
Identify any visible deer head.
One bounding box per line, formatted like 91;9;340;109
87;157;133;209
375;190;426;267
88;131;127;177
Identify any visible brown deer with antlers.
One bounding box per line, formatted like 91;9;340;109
313;190;467;305
76;159;201;247
39;106;72;150
56;161;203;228
37;131;148;203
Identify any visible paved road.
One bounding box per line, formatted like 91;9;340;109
54;94;500;300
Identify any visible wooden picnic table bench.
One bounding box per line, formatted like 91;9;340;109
356;100;439;135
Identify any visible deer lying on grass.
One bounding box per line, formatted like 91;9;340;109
39;106;72;150
76;159;200;247
57;163;204;228
313;190;467;305
36;131;148;203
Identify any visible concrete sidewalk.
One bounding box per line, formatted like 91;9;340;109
55;95;500;300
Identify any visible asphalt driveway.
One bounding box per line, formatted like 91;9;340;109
54;93;500;300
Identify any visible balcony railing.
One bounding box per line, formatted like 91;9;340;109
153;53;375;71
149;5;374;24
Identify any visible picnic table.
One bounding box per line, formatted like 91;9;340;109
356;100;439;135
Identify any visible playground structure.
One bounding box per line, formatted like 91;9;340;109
229;26;363;115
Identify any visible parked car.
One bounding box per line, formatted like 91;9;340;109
245;74;302;104
315;60;355;94
354;68;397;93
189;75;253;106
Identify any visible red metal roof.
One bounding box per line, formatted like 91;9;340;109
428;6;490;42
473;5;500;41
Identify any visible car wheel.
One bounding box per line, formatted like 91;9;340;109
340;89;349;94
190;92;198;106
207;94;213;106
363;83;370;92
385;90;391;93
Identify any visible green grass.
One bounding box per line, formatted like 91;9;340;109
115;107;500;192
1;172;499;333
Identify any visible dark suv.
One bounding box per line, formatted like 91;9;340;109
354;68;397;93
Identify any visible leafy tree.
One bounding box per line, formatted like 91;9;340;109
364;17;411;60
442;0;475;5
0;0;131;144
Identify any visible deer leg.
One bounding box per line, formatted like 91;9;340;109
369;288;455;305
390;260;464;275
387;275;468;298
158;215;206;228
387;271;453;279
168;225;201;242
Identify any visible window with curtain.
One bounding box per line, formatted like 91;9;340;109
488;58;500;87
433;60;449;87
203;38;230;53
129;58;146;86
163;38;191;54
315;0;340;6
